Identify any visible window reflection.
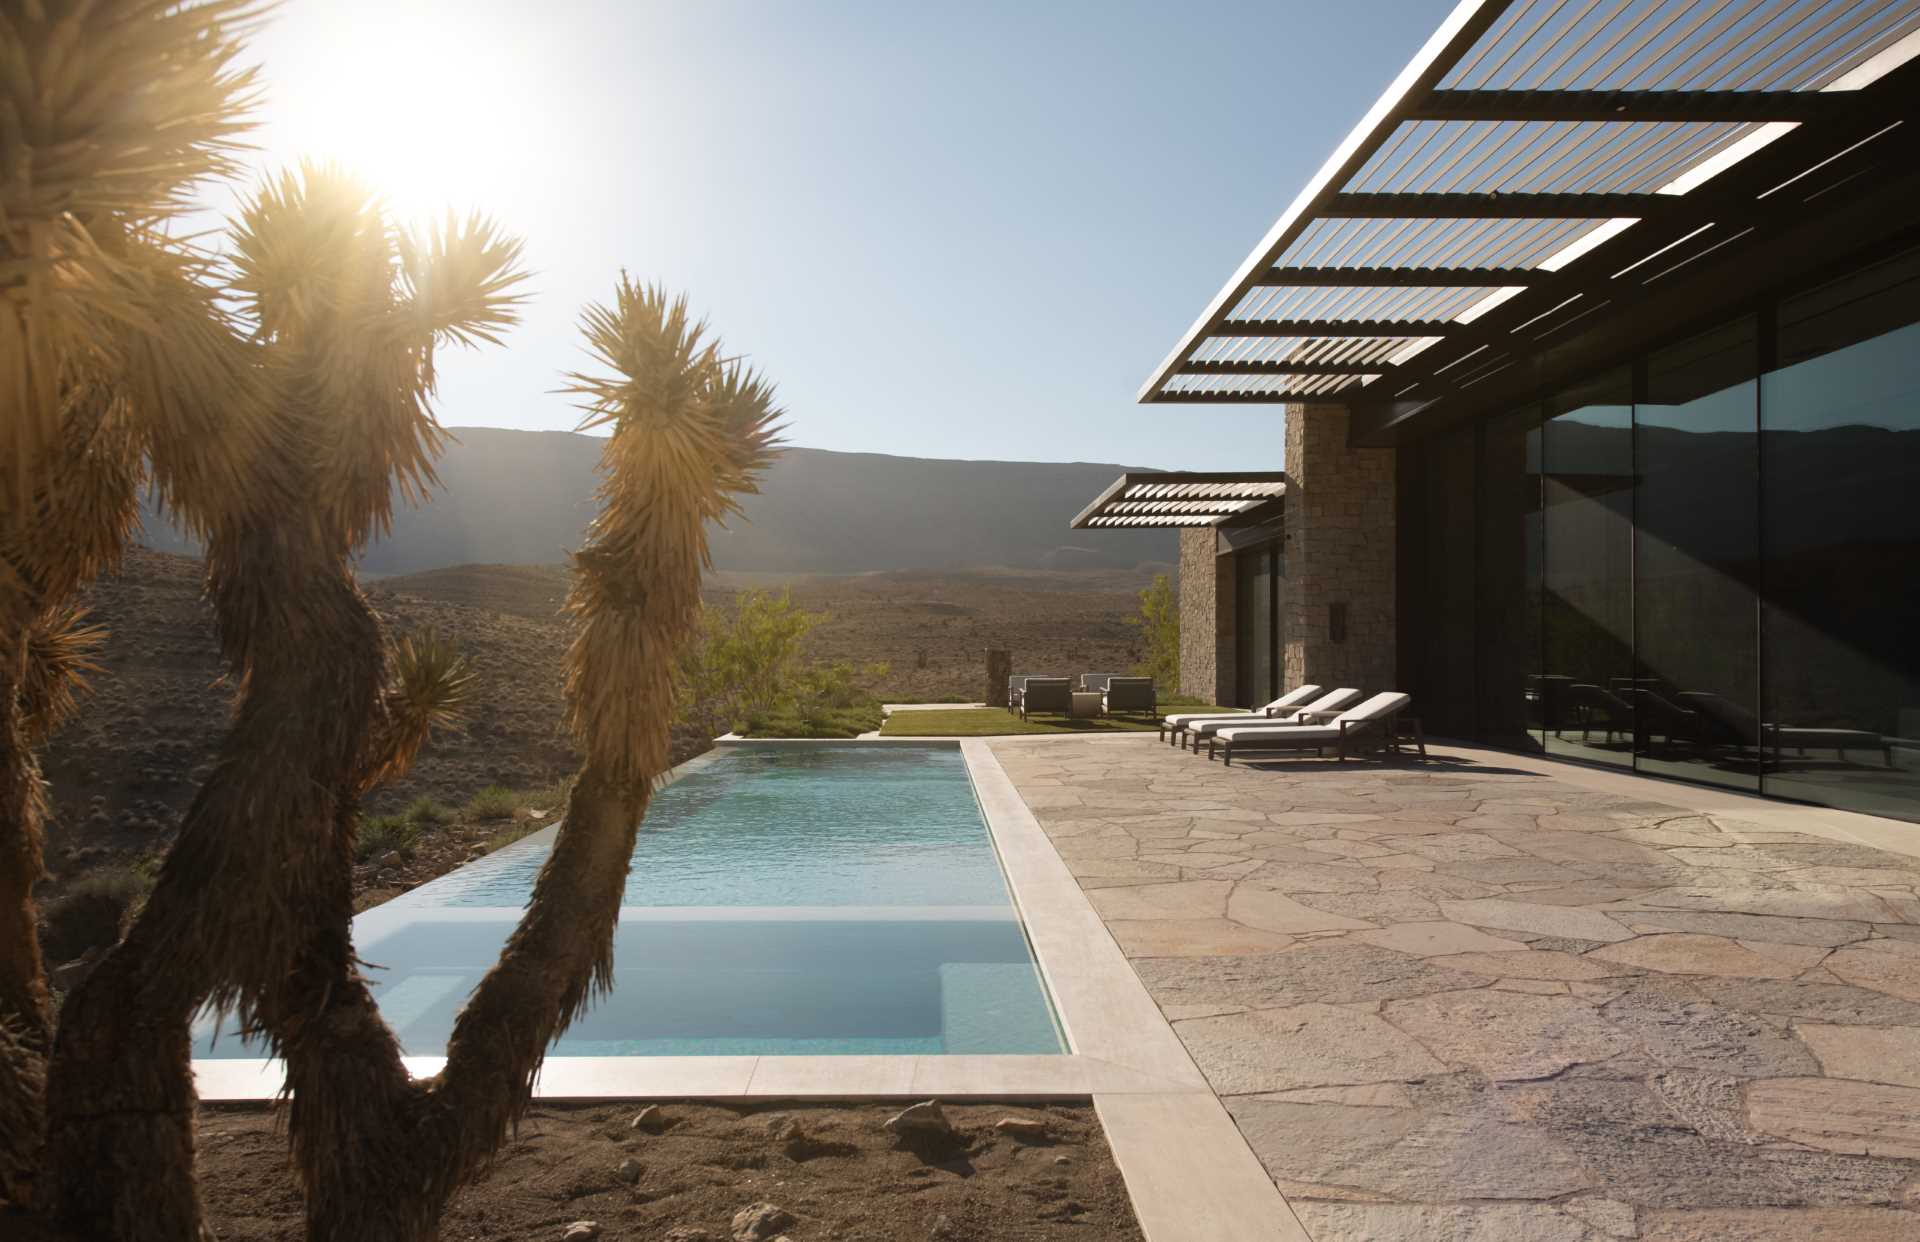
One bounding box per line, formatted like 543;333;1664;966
1761;251;1920;818
1635;319;1760;792
1541;371;1635;769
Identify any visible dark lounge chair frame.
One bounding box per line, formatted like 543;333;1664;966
1209;708;1426;766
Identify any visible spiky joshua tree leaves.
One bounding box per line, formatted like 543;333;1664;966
1;0;267;1207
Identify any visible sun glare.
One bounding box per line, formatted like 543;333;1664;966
269;8;538;230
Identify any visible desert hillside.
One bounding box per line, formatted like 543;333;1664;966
137;430;1177;577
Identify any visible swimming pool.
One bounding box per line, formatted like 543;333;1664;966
194;743;1064;1058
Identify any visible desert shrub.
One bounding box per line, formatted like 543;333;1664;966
464;786;520;821
676;593;887;736
42;869;151;964
1130;573;1179;691
467;778;575;854
356;813;423;862
403;796;454;826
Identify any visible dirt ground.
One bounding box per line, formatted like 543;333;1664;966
182;1100;1142;1241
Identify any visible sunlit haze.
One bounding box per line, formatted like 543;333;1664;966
220;1;1449;468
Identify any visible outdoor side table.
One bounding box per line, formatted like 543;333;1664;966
1070;691;1104;718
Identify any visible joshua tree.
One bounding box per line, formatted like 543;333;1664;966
1;0;266;1204
40;163;526;1236
267;282;780;1242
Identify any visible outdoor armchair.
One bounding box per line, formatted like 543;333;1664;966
1018;677;1073;720
1158;684;1321;745
1103;676;1157;718
1183;687;1363;752
1008;674;1052;714
1079;673;1122;693
1208;692;1422;765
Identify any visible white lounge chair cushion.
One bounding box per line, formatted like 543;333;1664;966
1192;688;1362;738
1160;685;1321;730
1214;692;1411;745
1214;723;1342;743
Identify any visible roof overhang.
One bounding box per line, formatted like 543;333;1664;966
1070;471;1288;530
1140;0;1920;440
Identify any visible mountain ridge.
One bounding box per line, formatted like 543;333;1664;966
138;427;1176;576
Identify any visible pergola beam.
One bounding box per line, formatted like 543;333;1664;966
1254;265;1537;287
1324;191;1670;218
1409;88;1848;123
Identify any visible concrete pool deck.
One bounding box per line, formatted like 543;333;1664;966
989;732;1920;1241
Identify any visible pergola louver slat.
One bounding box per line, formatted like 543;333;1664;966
1178;360;1399;375
1409;88;1853;122
1138;0;1920;416
1322;191;1672;218
1254;266;1540;286
1070;472;1289;531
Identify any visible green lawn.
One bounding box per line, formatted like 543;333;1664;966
879;706;1224;738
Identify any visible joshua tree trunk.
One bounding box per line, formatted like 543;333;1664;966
0;665;52;1208
45;469;387;1238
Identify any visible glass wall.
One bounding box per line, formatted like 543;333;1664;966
1541;371;1634;769
1760;251;1920;819
1635;319;1760;791
1406;246;1920;822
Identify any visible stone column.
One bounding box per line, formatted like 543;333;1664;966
984;648;1011;708
1283;404;1396;693
1178;528;1235;705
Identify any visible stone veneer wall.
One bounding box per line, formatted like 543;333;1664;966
1283;404;1396;694
1178;527;1234;705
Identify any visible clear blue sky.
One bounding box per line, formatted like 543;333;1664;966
225;0;1449;469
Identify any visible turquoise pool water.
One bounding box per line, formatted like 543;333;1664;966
193;743;1065;1058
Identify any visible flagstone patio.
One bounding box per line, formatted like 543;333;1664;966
989;734;1920;1242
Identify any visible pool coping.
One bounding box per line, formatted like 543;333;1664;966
189;736;1299;1242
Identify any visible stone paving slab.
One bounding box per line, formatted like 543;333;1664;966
990;735;1920;1241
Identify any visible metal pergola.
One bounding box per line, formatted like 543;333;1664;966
1139;0;1920;439
1070;472;1288;530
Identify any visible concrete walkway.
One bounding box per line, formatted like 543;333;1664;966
988;734;1920;1242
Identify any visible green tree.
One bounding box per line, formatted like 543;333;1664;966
1132;573;1180;691
677;589;826;733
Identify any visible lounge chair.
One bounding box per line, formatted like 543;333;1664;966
1158;684;1322;746
1208;692;1423;765
1018;677;1073;720
1103;676;1157;718
1678;691;1892;766
1184;687;1363;752
1618;687;1702;754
